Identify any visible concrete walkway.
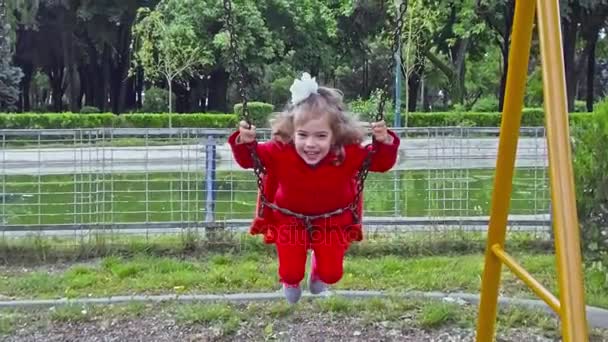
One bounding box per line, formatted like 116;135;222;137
0;290;606;329
1;137;548;175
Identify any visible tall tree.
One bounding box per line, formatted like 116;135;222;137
558;0;608;111
476;0;514;111
131;6;212;123
578;2;608;111
422;0;490;106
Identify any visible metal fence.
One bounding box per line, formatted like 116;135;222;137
0;127;552;237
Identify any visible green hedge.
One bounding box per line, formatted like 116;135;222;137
0;110;595;129
403;108;542;127
233;102;275;127
0;113;238;129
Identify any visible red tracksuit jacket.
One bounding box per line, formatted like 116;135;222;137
228;130;400;243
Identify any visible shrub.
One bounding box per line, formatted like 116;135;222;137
574;100;588;113
0;113;115;128
142;87;175;113
572;100;608;287
0;110;594;129
0;113;237;129
471;97;499;112
233;102;274;127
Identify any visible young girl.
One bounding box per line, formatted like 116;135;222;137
229;73;400;304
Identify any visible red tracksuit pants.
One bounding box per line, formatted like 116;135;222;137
274;223;350;286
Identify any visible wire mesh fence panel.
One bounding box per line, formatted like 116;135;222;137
0;127;551;242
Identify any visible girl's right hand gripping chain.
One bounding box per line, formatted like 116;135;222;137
237;120;256;144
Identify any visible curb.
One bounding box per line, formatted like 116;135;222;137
0;290;606;329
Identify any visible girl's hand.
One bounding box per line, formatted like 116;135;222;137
371;120;393;144
237;120;256;144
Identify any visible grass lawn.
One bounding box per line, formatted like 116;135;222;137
0;244;605;310
2;168;550;225
0;232;606;340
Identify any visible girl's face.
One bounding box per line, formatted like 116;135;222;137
294;116;333;165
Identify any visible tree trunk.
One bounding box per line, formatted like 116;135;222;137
586;34;597;112
78;66;90;106
62;30;80;113
422;78;431;112
169;83;173;127
135;68;144;110
423;38;469;106
402;48;425;113
498;46;509;112
46;65;65;112
109;24;133;114
124;76;137;112
208;68;229;113
18;62;33;112
407;72;420;113
168;78;173;114
561;6;580;112
82;36;101;108
100;44;111;111
454;38;469;105
579;5;608;112
498;1;514;111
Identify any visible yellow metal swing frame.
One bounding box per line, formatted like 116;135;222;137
475;0;589;341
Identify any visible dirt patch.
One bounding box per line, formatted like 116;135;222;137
2;311;560;342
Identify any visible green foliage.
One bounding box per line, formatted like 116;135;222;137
131;7;212;114
0;16;23;110
269;75;293;108
142;87;175;113
471;97;499;112
525;67;544;107
233;102;274;128
572;100;608;273
574;100;588;112
348;89;395;123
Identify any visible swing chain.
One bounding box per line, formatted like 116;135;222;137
351;1;407;223
223;0;250;124
376;0;408;123
223;0;406;227
223;0;266;216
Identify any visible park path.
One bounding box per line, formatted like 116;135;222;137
0;290;606;329
1;137;547;175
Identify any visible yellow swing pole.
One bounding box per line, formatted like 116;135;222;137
536;0;588;340
475;0;589;341
475;0;537;339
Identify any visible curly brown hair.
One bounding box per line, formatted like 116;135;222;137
269;87;366;155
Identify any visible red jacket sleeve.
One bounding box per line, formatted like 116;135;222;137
366;129;401;172
227;130;275;170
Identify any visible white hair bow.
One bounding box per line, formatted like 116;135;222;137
289;72;318;105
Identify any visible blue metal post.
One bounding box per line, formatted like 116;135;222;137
204;135;217;222
394;39;402;128
393;20;402;217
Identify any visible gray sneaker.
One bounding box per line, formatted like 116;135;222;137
283;283;302;304
308;251;328;295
